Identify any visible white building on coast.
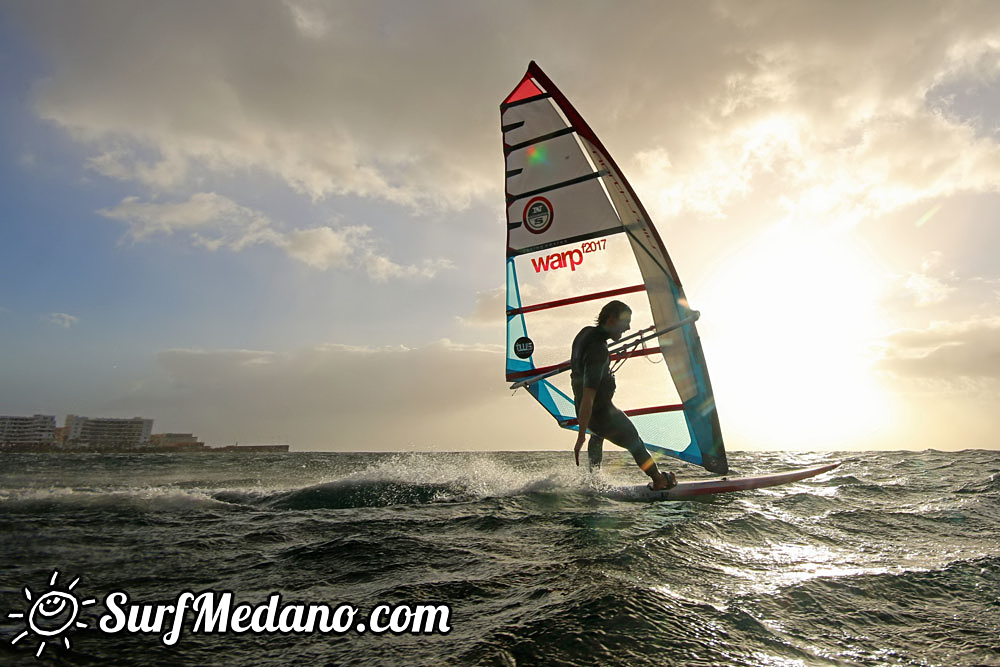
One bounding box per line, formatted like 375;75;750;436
64;415;154;449
0;414;57;446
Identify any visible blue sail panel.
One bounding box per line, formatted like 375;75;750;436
629;411;700;467
528;379;577;427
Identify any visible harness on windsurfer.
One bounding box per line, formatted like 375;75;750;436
571;300;677;490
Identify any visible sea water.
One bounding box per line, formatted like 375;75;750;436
1;450;997;666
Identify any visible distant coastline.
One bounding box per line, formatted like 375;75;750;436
1;414;293;454
0;443;290;454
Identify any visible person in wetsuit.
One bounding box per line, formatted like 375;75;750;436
571;300;676;490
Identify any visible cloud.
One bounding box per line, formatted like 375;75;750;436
878;316;1000;382
99;192;279;250
46;313;80;328
99;192;452;280
876;251;1000;393
894;252;960;307
363;255;454;284
458;287;506;328
107;340;551;451
86;146;191;192
14;0;500;208
877;249;1000;329
279;225;370;270
281;0;331;40
622;5;1000;228
277;225;455;279
13;0;999;225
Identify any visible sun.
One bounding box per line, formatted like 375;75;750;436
697;221;899;450
7;570;97;657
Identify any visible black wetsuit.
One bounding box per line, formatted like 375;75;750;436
570;326;655;471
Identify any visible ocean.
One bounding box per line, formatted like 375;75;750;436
0;449;997;666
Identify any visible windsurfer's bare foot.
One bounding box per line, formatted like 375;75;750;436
649;471;677;490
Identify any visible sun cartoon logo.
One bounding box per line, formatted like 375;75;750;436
7;570;96;657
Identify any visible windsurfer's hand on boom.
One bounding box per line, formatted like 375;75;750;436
573;387;596;466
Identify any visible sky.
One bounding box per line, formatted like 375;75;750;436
1;0;999;454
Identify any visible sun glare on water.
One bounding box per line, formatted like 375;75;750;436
697;222;898;451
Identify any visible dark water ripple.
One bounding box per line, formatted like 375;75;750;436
1;450;999;666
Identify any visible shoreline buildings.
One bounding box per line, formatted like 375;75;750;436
64;415;153;449
0;414;287;452
0;414;56;448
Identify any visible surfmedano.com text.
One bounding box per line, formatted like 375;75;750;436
99;590;452;646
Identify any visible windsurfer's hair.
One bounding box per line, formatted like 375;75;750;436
596;300;631;325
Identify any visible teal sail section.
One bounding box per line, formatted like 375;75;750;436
501;62;728;475
505;258;577;427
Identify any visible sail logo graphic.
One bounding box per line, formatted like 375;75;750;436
523;197;553;234
513;337;534;359
7;570;96;658
530;238;607;274
531;249;582;273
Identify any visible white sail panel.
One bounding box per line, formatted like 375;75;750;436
504;98;621;255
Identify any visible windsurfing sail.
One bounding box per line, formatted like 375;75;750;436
501;61;728;475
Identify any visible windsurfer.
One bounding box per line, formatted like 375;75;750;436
571;300;677;490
